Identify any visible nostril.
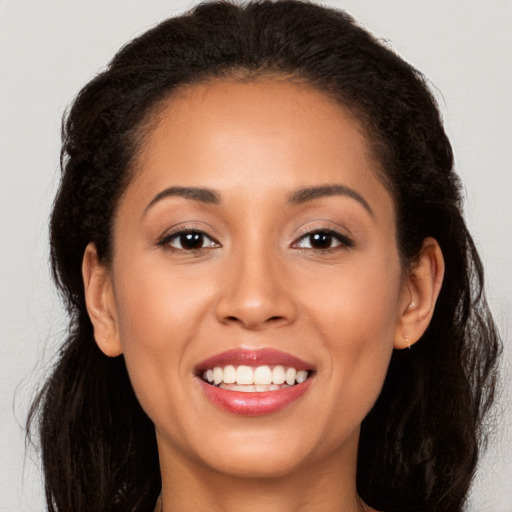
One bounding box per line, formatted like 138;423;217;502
223;314;285;326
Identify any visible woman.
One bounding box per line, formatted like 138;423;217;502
28;1;501;511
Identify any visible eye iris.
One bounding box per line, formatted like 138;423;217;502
180;232;204;249
310;232;332;249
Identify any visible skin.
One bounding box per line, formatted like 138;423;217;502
83;79;444;512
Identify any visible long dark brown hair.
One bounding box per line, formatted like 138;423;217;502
28;2;501;511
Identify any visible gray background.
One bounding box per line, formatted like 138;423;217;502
1;0;510;510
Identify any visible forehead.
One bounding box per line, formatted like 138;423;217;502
125;78;394;221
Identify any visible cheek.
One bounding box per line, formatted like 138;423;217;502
111;257;216;415
113;253;216;347
303;250;402;338
298;250;402;414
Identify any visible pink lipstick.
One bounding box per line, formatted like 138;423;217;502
196;348;314;415
196;348;312;371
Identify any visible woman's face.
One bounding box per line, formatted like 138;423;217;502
102;79;410;478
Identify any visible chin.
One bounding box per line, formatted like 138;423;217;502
189;430;314;479
205;449;308;479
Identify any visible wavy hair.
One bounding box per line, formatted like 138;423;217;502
28;2;501;511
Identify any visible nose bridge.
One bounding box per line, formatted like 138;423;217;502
215;236;296;329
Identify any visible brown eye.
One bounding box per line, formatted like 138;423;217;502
308;232;334;249
294;230;353;251
179;232;205;250
160;230;219;251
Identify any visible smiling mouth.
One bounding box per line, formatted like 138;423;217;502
196;349;315;414
200;364;310;392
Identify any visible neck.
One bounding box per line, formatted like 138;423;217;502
156;432;370;512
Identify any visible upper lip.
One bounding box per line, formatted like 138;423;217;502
196;348;313;372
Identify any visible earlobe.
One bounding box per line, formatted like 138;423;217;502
394;237;445;350
82;243;123;357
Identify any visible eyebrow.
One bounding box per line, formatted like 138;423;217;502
144;183;372;216
144;186;220;213
288;184;373;216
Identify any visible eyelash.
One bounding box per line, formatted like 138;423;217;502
157;229;220;252
292;229;354;252
156;228;353;253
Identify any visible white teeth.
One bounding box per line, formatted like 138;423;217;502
254;365;272;385
221;383;257;392
219;383;290;392
285;367;296;385
272;365;286;385
223;365;236;384
213;367;223;385
236;365;253;385
201;364;310;388
296;370;308;383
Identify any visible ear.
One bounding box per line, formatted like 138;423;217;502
394;237;445;350
82;242;123;357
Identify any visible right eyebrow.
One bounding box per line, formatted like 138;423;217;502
288;183;373;217
143;186;221;215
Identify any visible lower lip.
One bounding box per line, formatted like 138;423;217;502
198;377;313;416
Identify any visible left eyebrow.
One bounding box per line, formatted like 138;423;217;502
288;184;373;217
144;186;221;215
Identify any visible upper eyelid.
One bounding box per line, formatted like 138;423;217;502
155;223;353;247
157;220;218;238
292;225;352;242
291;227;354;249
157;227;221;246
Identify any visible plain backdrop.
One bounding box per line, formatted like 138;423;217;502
1;0;510;510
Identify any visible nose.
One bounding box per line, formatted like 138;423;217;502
214;249;298;330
